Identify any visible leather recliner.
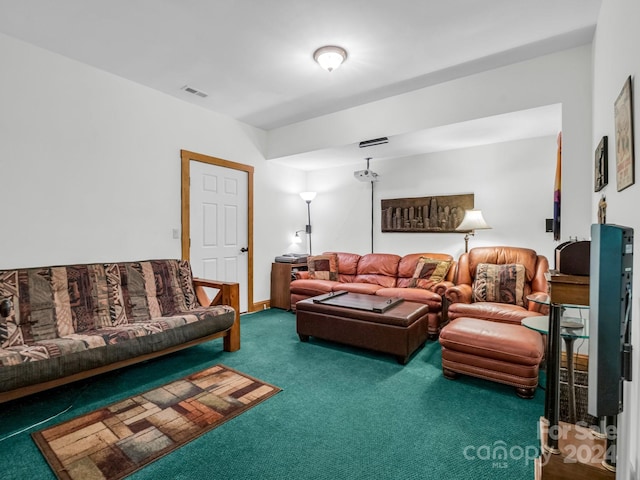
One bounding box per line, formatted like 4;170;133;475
439;246;549;398
445;246;549;324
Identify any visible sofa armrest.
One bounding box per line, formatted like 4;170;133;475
445;284;473;304
294;271;310;280
526;291;550;314
432;280;454;297
192;278;240;352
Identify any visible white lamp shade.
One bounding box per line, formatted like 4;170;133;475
456;209;491;231
313;46;347;72
292;232;302;244
299;191;317;202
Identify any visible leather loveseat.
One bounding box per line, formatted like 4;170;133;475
0;259;239;403
290;252;455;337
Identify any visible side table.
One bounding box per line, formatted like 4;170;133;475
525;274;613;479
270;262;307;310
521;313;589;424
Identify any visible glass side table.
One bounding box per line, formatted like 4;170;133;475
524;293;589;453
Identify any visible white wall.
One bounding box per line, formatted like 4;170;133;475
593;1;640;478
0;28;595;316
305;136;558;261
270;46;593;246
0;32;305;305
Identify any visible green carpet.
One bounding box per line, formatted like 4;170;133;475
0;309;544;479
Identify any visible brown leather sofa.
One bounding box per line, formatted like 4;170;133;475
439;246;549;398
290;252;455;337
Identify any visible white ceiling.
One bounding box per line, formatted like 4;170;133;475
0;0;600;168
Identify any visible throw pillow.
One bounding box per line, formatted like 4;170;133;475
409;257;452;289
472;263;526;306
178;260;198;310
308;254;339;281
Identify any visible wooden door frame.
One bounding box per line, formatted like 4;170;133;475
180;149;255;312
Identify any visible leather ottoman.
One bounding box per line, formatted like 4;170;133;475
439;317;544;398
296;293;430;364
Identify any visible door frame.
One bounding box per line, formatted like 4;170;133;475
180;149;255;312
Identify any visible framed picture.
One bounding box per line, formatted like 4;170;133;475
594;136;608;192
614;76;635;191
381;193;473;233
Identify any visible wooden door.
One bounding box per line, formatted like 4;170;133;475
181;151;253;312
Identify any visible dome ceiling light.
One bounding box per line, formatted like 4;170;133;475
313;45;347;72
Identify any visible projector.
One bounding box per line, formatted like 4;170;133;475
354;169;380;182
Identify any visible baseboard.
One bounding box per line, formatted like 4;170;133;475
252;300;270;312
561;352;588;371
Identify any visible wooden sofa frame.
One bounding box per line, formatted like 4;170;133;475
0;279;239;404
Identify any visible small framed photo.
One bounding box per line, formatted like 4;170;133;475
594;136;608;192
614;76;635;191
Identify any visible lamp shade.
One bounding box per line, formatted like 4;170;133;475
456;209;491;231
299;191;317;202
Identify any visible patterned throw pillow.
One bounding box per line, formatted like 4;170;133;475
409;257;452;289
472;263;526;306
178;260;198;310
308;254;339;281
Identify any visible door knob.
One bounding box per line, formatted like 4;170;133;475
240;247;249;253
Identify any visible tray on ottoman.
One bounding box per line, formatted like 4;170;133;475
296;292;430;364
311;290;404;313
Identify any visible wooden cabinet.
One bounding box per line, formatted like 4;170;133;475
270;262;307;310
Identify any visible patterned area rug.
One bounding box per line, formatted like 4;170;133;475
32;365;281;480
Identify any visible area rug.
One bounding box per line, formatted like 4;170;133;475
32;364;281;480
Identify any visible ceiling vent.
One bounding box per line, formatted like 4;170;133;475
359;137;388;148
181;85;209;98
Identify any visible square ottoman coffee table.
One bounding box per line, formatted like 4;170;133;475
295;291;430;364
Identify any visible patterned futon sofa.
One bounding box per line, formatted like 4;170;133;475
0;259;239;403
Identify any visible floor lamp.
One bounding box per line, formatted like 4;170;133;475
456;209;491;252
300;192;316;255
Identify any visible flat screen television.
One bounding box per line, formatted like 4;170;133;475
588;224;633;417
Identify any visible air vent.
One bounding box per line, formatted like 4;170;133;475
359;137;388;148
181;85;209;98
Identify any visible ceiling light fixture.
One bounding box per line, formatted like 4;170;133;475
313;46;347;72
